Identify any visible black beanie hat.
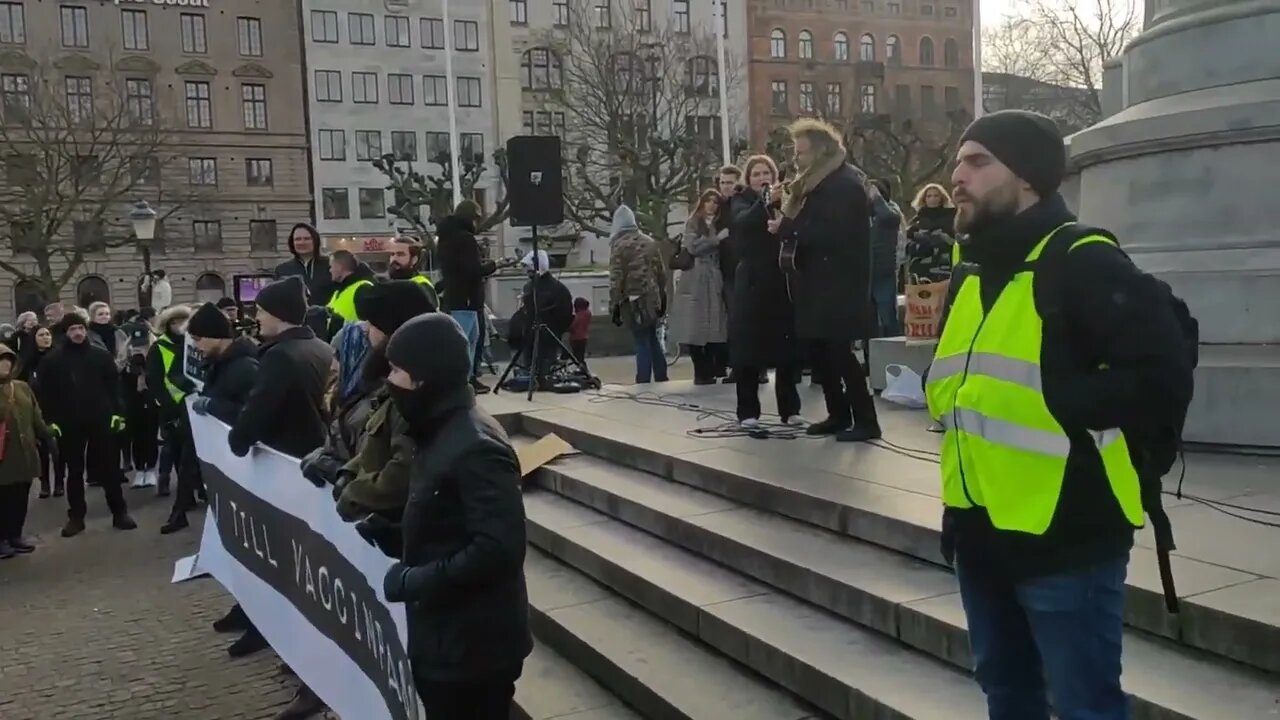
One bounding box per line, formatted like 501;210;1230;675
188;302;233;339
356;280;437;336
386;313;471;391
215;297;236;310
959;110;1066;198
255;276;307;325
57;312;87;333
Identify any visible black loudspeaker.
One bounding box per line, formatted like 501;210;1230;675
506;135;564;227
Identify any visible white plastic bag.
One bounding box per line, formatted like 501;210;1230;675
882;364;927;409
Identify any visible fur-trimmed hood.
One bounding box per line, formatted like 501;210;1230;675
154;304;193;336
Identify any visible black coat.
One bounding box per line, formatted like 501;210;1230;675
201;337;260;425
777;163;874;341
34;339;122;429
436;215;496;313
391;389;531;682
228;326;331;459
714;197;740;303
274;254;334;306
727;187;799;370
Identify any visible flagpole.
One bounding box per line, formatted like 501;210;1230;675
972;0;984;118
715;0;731;165
443;0;463;208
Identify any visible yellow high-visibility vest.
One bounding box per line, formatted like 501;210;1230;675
155;337;187;404
924;224;1144;535
326;279;374;322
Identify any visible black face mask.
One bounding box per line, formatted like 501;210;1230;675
359;344;391;390
387;384;433;430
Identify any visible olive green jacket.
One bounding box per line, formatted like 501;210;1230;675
336;388;416;521
0;378;51;486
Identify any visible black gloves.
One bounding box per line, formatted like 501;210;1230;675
300;447;342;488
355;513;403;560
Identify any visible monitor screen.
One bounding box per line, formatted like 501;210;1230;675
234;274;275;304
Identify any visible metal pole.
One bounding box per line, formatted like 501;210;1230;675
972;0;984;118
715;0;731;164
443;0;463;209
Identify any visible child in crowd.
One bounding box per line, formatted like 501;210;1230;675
568;297;591;370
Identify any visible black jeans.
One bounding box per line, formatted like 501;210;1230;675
0;481;32;539
61;424;128;522
38;438;64;493
168;416;202;517
125;392;159;471
735;364;801;422
415;664;521;720
689;343;726;381
569;338;588;369
811;339;879;427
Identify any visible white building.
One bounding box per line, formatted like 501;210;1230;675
301;0;513;266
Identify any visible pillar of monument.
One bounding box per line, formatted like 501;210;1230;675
1069;0;1280;447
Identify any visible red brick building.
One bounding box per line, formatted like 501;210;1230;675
745;0;977;151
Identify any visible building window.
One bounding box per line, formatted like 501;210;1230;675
118;82;155;132
75;274;109;305
455;20;479;51
245;158;273;187
60;5;89;48
122;9;149;51
862;0;874;10
673;0;689;33
521;111;533;135
799;81;815;113
510;0;527;25
826;82;842;116
421;18;443;48
860;33;875;61
798;30;814;59
894;83;911;116
687;56;718;97
386;15;410;47
920;37;935;66
194;273;225;303
193;221;222;253
457;76;481;107
185;81;212;128
355;130;383;161
945;5;958;17
0;3;25;45
860;84;876;113
921;84;937;116
318;129;346;161
238;17;263;57
353;72;378;104
181;13;207;53
460;133;484;163
553;0;568;27
886;35;901;66
311;10;339;43
249;221;277;252
525;110;566;136
322;188;349;219
834;32;849;61
188;157;217;186
423;75;447;105
64;76;92;123
593;0;610;28
888;1;901;13
349;13;376;45
770;29;785;58
315;70;342;102
391;131;417;161
13;280;48;315
770;80;787;114
944;85;960;110
388;73;414;104
1;73;29;120
521;48;562;90
241;83;267;130
944;38;959;68
425;132;449;161
358;188;385;219
922;4;935;15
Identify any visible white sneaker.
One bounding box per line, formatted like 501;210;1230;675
141;470;157;487
129;471;147;489
782;416;809;428
739;418;761;430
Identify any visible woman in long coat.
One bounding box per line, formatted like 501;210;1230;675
0;344;53;558
674;189;730;384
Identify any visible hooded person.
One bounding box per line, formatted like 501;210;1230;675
607;205;669;383
0;344;55;558
436;200;496;389
376;313;532;717
504;249;572;388
275;222;334;306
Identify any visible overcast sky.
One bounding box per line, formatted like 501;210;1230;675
979;0;1141;26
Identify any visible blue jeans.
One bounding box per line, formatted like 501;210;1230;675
631;323;668;383
956;553;1129;720
872;274;900;337
449;310;480;370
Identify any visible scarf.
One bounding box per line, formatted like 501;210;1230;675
780;146;848;219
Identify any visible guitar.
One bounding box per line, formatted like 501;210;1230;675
772;183;799;274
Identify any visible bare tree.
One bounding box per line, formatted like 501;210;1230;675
376;148;510;240
0;65;195;300
537;0;743;244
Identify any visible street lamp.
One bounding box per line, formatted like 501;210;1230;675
130;200;158;308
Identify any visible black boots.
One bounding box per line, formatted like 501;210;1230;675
274;684;325;720
228;626;269;658
213;604;250;633
806;416;852;436
160;512;189;535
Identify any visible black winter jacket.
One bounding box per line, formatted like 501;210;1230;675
34;339;122;428
275;252;334;306
201;337;260;425
436;215;496;313
228;326;331;459
385;388;531;682
942;194;1195;580
727;187;799;370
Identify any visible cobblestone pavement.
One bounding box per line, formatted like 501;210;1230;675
0;481;340;720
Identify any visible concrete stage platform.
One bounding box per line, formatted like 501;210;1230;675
482;380;1279;720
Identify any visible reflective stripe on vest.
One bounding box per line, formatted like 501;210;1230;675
326;279;374;322
410;274;434;288
924;224;1144;535
155;338;186;404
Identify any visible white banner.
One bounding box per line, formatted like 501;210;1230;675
178;409;423;720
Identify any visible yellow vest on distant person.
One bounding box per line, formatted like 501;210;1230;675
326;279;374;322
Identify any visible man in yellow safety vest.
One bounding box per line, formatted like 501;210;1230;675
387;236;439;309
325;249;376;323
927;110;1192;720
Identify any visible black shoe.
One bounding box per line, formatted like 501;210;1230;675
53;484;65;497
693;377;718;385
228;627;269;658
61;519;85;538
470;378;491;395
38;488;50;499
836;423;883;442
213;605;250;633
113;514;138;531
8;536;36;553
0;541;14;559
758;371;769;384
160;513;189;535
274;684;325;720
806;416;852;436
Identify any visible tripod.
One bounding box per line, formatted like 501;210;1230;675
494;228;595;401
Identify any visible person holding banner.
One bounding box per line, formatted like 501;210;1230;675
379;313;532;719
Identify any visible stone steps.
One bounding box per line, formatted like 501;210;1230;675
513;641;643;720
518;411;1280;676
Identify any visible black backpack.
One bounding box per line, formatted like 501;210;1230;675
1034;223;1199;613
